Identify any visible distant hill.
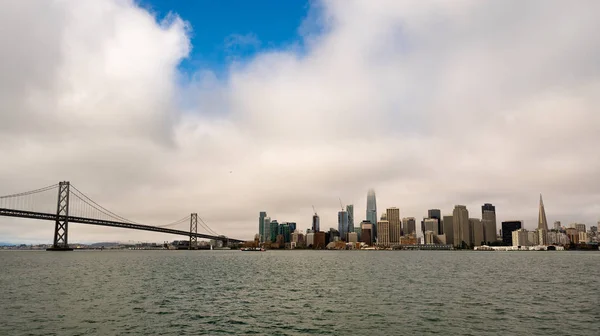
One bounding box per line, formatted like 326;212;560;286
0;242;15;246
89;242;121;247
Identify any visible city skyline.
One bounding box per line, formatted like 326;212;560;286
2;0;600;243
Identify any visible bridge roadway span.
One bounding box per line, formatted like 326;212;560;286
0;208;244;243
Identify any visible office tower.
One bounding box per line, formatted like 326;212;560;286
424;218;439;235
428;209;442;234
553;221;561;231
279;223;291;243
387;207;401;244
259;211;267;242
262;216;271;243
270;220;279;243
346;205;354;233
360;221;373;245
512;228;528;247
366;189;378;240
288;222;297;233
314;232;326;249
377;219;390;246
591;226;598;233
538;194;549;231
442;215;454;246
452;205;470;248
312;213;320;232
574;223;586;233
402;217;416;236
338;210;349;241
306;232;315;246
482;203;497;244
469;218;484;246
424;231;435;244
502;221;522;245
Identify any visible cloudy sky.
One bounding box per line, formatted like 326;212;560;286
1;0;599;244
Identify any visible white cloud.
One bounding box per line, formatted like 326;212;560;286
1;0;600;243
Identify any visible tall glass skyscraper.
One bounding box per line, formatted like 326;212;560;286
259;211;267;242
312;213;320;232
366;189;377;239
338;210;349;241
346;204;354;233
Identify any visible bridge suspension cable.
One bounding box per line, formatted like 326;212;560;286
199;217;220;236
0;184;58;199
156;215;191;228
69;185;142;225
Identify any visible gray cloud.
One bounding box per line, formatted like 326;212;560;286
1;0;600;243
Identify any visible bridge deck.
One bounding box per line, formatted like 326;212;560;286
0;208;244;243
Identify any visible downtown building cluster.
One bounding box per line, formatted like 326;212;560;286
255;190;599;250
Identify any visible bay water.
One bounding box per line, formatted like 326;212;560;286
0;250;597;335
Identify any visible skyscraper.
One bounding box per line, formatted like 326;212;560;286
452;205;470;248
366;189;377;239
402;217;416;236
501;221;522;245
259;211;267;242
377;219;390;246
338;210;349;241
312;213;320;232
538;194;549;231
482;203;497;244
424;218;439;235
470;218;484;246
346;204;354;233
262;216;271;243
442;215;454;245
270;220;279;243
387;207;401;244
428;209;442;234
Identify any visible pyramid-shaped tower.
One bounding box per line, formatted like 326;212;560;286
538;194;549;231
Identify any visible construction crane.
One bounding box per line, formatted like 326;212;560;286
312;205;317;216
339;198;344;211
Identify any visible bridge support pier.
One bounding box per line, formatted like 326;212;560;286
47;181;73;251
189;213;198;250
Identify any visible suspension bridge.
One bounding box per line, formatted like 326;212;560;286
0;181;245;251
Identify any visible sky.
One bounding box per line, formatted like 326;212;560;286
1;0;600;244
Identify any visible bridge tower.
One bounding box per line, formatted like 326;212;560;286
47;181;73;251
189;213;198;250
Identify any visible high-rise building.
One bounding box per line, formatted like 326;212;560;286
338;210;349;241
377;219;390;246
482;203;497;244
452;205;470;248
259;211;267;242
262;216;271;243
470;218;484;246
387;207;401;244
428;209;442;234
424;218;439;235
314;232;326;249
502;221;522;245
512;228;529;247
366;189;377;240
553;221;561;231
538;194;549;231
279;223;291;243
270;220;279;243
360;221;373;245
442;215;454;246
402;217;416;236
346;205;354;233
312;213;320;232
574;223;586;233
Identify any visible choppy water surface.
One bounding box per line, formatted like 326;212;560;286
0;250;598;335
